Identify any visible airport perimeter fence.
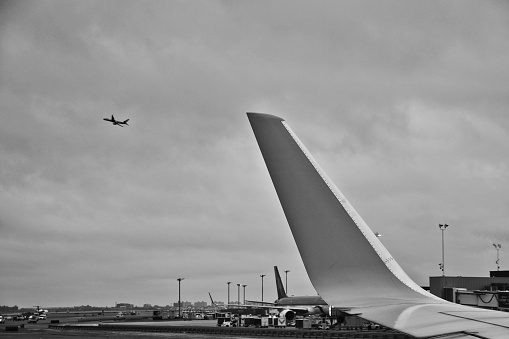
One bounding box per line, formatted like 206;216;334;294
48;324;414;338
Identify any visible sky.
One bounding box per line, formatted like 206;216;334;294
1;0;509;309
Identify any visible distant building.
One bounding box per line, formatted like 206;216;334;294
430;271;509;310
491;270;509;278
143;304;152;309
194;301;207;308
172;301;192;308
115;302;134;309
0;305;19;313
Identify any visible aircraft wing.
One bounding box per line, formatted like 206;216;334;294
247;113;509;338
244;300;276;306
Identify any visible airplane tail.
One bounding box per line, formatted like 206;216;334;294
248;113;438;309
274;266;288;299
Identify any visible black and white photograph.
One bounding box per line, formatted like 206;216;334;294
1;1;509;338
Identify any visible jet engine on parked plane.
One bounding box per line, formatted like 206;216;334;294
279;309;296;321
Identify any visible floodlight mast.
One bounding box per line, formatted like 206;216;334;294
227;281;231;306
439;224;449;276
237;283;240;305
260;274;266;303
494;244;502;271
177;278;185;318
284;270;290;294
242;284;247;304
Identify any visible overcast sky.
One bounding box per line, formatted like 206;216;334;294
1;0;509;309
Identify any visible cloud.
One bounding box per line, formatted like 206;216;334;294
1;0;509;307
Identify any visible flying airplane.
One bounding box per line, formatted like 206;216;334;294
103;115;129;127
247;112;509;338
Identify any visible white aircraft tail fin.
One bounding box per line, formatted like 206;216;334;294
247;113;439;309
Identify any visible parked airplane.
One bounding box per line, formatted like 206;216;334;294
240;266;328;319
272;266;328;320
248;112;509;338
33;306;48;314
103;115;129;127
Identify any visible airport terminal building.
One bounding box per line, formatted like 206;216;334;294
430;270;509;310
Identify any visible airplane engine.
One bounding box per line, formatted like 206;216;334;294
305;306;318;314
279;309;296;321
308;305;328;316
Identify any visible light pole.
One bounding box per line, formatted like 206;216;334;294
284;270;290;294
260;274;266;304
177;278;185;318
227;281;231;306
439;224;449;276
242;284;247;304
494;244;502;271
237;284;240;305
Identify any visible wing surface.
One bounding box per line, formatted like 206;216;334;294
247;112;509;338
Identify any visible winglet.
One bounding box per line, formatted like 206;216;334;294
248;112;439;309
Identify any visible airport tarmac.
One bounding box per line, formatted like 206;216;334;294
0;330;253;339
1;315;409;338
1;325;255;339
0;319;259;339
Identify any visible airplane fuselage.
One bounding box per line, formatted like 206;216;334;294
275;295;326;306
270;266;329;318
274;296;329;318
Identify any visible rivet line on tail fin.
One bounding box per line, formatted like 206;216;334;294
281;121;433;298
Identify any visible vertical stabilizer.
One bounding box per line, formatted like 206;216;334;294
274;266;288;299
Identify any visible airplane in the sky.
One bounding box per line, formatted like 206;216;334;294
103;115;129;127
247;112;509;338
270;266;328;320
